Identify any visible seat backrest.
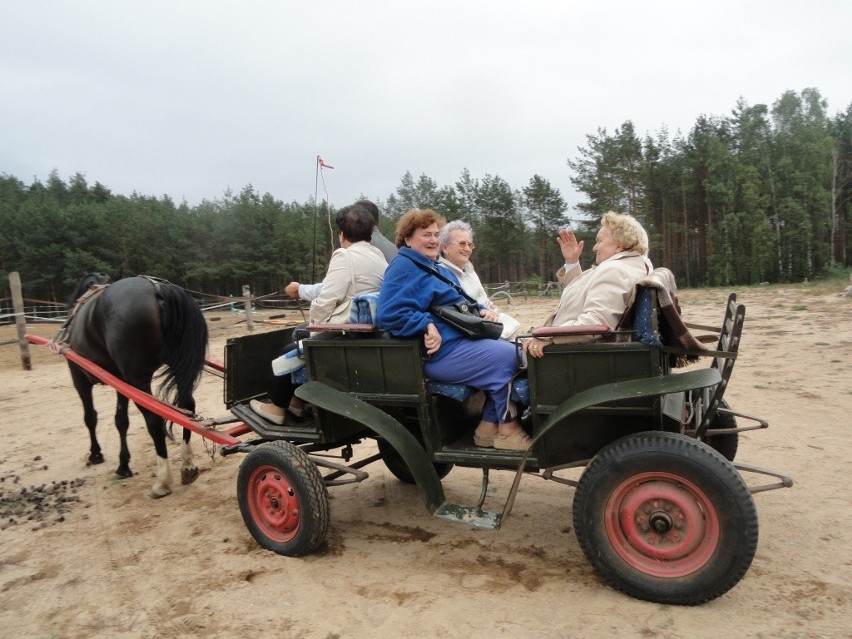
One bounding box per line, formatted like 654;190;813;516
306;293;381;334
303;337;426;401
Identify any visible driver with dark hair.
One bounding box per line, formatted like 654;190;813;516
250;203;387;425
286;199;397;300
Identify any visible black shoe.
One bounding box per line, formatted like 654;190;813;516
284;409;309;426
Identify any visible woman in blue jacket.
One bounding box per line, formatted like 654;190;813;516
377;208;529;450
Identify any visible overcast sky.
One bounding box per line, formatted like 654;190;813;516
2;1;850;218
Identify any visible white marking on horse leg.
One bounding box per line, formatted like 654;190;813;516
180;441;199;485
151;455;172;498
180;440;194;466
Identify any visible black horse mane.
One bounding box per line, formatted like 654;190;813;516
68;272;112;306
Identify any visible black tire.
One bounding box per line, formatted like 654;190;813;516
573;432;758;605
701;400;739;462
377;438;454;485
237;441;329;556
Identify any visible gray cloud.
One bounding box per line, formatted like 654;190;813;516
1;0;849;212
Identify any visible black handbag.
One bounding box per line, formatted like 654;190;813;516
400;252;503;340
430;302;503;340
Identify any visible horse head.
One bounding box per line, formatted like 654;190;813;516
69;272;112;306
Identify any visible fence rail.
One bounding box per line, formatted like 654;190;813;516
3;273;565;369
0;291;307;327
483;281;563;302
2;280;565;328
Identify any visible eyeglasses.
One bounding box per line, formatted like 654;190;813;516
452;241;475;249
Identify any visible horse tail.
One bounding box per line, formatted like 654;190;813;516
157;283;208;407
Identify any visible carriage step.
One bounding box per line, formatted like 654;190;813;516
433;502;503;530
231;403;323;442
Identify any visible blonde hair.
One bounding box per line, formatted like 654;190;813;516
394;208;446;248
601;211;648;255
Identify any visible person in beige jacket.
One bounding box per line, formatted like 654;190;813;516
250;204;387;424
526;211;650;359
308;229;387;324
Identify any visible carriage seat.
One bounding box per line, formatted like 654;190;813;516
530;323;612;341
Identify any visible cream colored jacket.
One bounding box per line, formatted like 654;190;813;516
437;257;493;308
310;241;387;324
547;250;649;329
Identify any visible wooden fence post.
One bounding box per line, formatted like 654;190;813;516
242;284;254;332
10;272;32;370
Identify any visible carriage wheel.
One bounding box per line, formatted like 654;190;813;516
237;441;329;556
701;399;739;462
573;432;758;605
376;438;454;485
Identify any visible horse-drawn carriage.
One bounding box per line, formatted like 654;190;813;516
27;275;792;605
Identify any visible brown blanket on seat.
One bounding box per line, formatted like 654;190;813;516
628;268;706;368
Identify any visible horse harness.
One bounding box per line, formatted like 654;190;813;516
49;275;169;353
49;283;110;353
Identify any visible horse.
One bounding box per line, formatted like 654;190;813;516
65;273;209;497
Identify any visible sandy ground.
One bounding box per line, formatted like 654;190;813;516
0;284;850;639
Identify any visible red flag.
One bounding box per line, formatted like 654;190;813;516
317;156;334;170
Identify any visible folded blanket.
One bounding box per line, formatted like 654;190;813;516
620;268;705;368
348;294;380;324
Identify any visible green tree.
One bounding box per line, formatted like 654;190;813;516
384;172;452;220
0;175;27;278
770;88;834;280
568;120;645;218
521;175;567;278
472;174;526;283
830;102;852;267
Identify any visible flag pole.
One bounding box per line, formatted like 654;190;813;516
312;155;320;283
313;155;335;283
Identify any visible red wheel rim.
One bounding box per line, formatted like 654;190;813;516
604;472;720;578
246;465;301;543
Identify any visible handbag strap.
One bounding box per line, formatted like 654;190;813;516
400;251;478;306
345;247;355;289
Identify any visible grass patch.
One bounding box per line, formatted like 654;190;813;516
679;270;851;297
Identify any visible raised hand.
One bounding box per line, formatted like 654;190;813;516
556;228;584;264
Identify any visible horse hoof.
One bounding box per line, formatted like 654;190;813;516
181;466;199;485
87;454;105;466
115;468;133;479
150;485;171;499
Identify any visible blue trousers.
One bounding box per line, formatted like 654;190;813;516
424;339;519;423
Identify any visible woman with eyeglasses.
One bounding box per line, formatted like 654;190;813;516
437;221;492;314
438;220;520;341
